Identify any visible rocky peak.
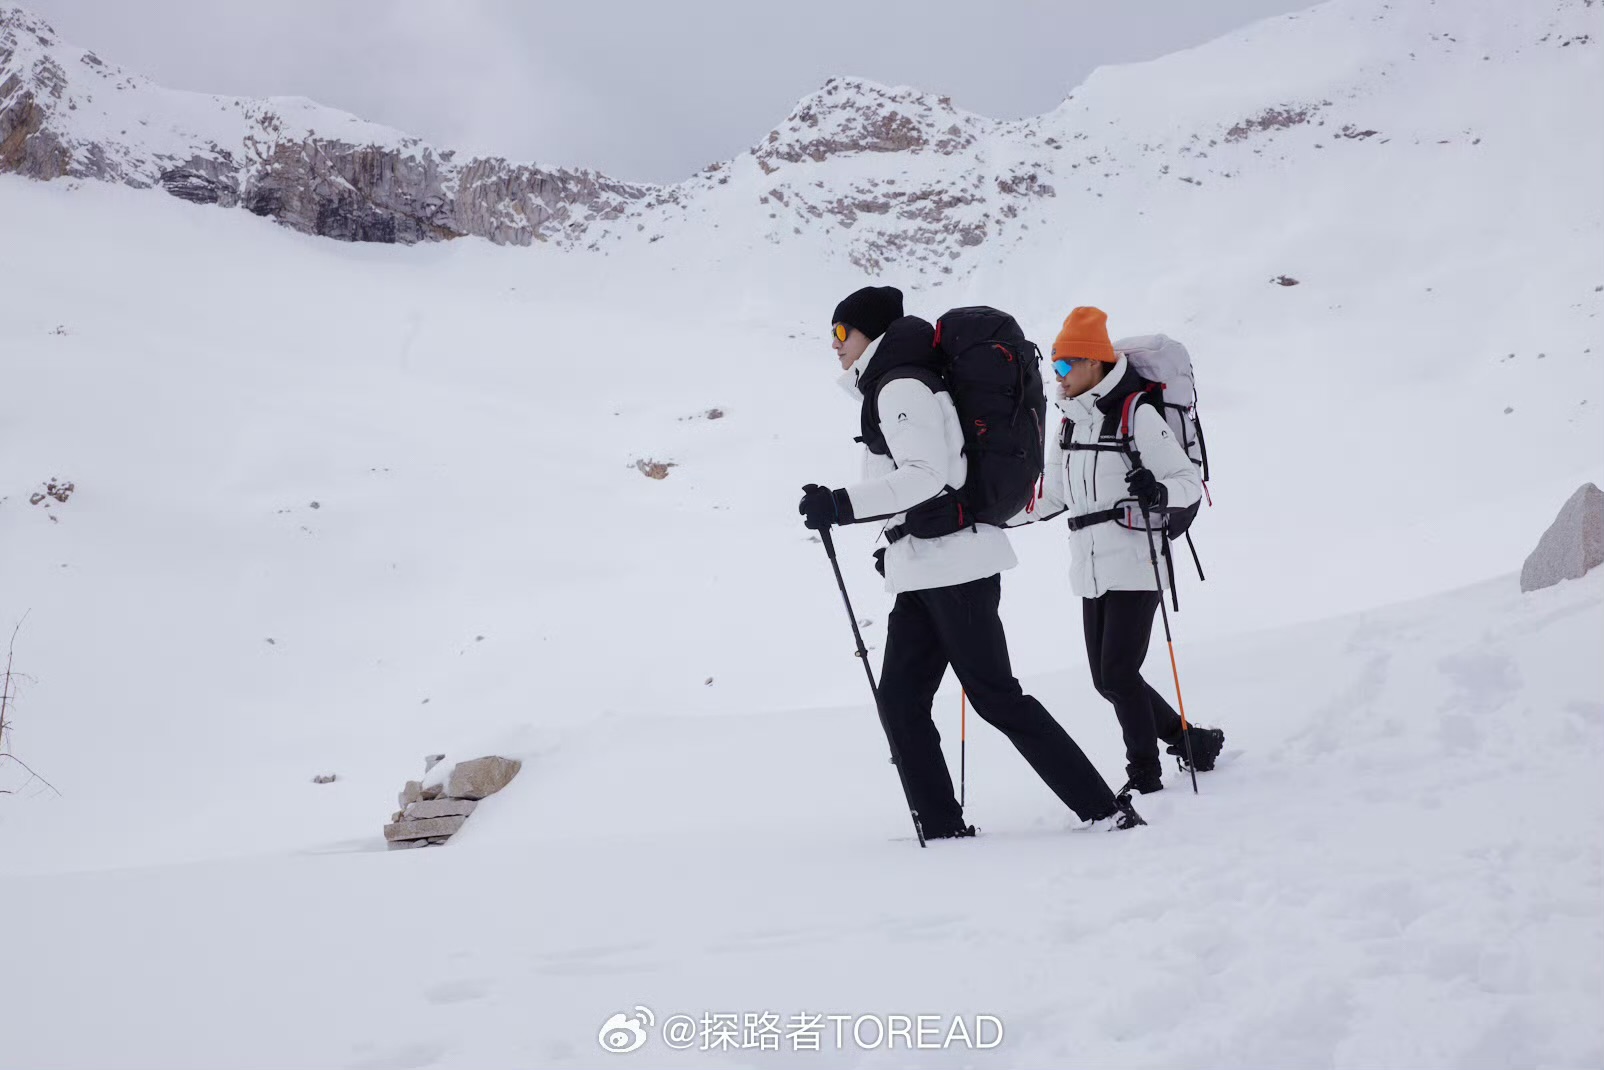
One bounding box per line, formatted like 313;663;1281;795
1;7;67;178
0;3;661;245
0;5;56;51
753;76;986;173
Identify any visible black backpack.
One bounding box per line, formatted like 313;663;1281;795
860;306;1046;542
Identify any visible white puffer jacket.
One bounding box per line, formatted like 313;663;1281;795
1035;355;1202;598
841;368;1017;594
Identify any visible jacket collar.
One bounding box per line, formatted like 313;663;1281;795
1056;353;1134;421
837;364;865;402
854;316;938;397
836;328;888;402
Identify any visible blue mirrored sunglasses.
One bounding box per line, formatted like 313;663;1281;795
1052;358;1095;377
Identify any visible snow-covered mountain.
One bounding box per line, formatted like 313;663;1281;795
2;0;1602;1066
6;0;1598;272
0;5;654;244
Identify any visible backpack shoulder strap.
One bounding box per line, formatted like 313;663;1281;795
1067;388;1157;458
1112;386;1165;465
859;365;948;455
878;364;947;402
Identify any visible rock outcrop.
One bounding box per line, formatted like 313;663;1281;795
384;754;521;849
0;6;655;247
752;78;982;172
1521;483;1604;593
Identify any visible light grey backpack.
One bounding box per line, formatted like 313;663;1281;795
1112;334;1209;483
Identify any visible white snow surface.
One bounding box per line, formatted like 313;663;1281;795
2;0;1603;1066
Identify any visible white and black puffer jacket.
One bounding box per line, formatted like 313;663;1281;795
841;321;1017;594
1035;355;1202;599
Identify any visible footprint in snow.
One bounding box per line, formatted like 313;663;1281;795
424;978;490;1005
534;941;657;976
346;1041;448;1070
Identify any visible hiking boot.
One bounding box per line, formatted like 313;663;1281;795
1119;766;1165;796
1080;794;1147;832
1166;725;1225;772
925;824;977;841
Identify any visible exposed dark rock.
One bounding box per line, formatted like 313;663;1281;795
159;166;232;205
1225;104;1319;143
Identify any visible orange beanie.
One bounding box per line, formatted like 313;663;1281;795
1052;306;1118;363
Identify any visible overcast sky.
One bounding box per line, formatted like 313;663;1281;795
27;0;1308;183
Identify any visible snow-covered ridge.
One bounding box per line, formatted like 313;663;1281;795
642;0;1602;275
3;0;1601;268
0;4;657;245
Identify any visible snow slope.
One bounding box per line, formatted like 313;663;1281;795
3;531;1600;1068
1;0;1602;1065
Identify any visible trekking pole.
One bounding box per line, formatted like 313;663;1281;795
959;690;968;811
1138;505;1199;794
1124;434;1200;795
817;528;926;846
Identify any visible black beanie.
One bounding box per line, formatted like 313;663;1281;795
832;286;904;342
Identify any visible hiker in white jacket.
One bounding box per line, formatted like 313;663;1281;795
797;286;1142;836
1030;306;1225;795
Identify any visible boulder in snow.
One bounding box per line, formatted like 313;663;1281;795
444;756;522;800
398;780;424;808
1521;483;1604;593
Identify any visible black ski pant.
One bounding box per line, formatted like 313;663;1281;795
1082;589;1185;782
879;573;1117;830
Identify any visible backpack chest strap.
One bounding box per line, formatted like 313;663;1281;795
1066;507;1129;532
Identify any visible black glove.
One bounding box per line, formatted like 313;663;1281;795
873;547;887;577
1124;466;1168;512
799;483;855;530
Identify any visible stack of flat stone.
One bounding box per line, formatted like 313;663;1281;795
384;754;522;850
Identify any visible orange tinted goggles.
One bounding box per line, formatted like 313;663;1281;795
832;322;850;343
